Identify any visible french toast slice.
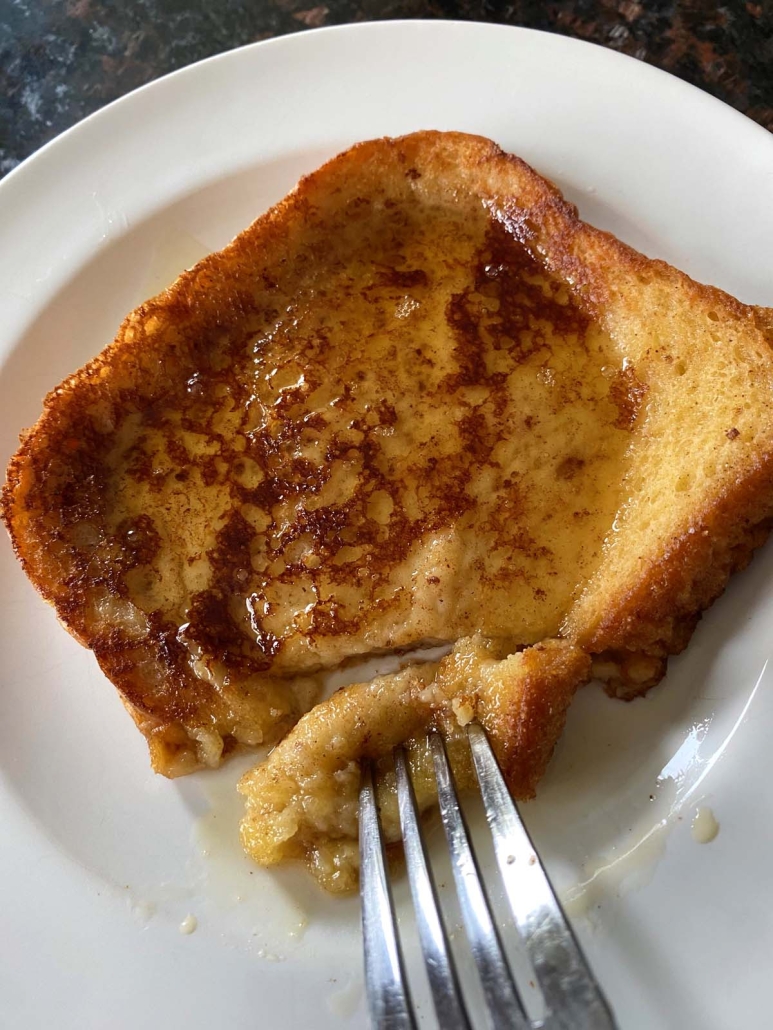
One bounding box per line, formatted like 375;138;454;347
3;131;773;797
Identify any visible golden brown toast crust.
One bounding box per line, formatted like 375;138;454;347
4;130;773;776
581;458;773;659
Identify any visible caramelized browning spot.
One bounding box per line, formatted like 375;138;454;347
556;457;586;481
609;365;648;430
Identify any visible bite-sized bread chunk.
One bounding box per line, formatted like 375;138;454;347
238;637;589;892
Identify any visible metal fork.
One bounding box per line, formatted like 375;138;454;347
359;722;618;1030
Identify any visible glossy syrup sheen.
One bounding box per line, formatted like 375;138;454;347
100;196;639;683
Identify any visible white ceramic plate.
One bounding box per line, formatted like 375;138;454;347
2;21;772;1030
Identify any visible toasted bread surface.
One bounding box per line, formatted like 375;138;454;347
4;131;773;786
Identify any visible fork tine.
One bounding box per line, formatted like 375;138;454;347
430;732;531;1030
359;761;417;1030
394;747;472;1030
467;722;618;1030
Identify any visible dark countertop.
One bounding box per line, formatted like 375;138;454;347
2;0;772;178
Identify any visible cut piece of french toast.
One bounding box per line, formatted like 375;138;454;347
239;636;590;892
3;131;773;791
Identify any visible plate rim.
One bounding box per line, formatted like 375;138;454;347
2;18;772;203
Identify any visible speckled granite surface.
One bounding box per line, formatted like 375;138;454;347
1;0;772;177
